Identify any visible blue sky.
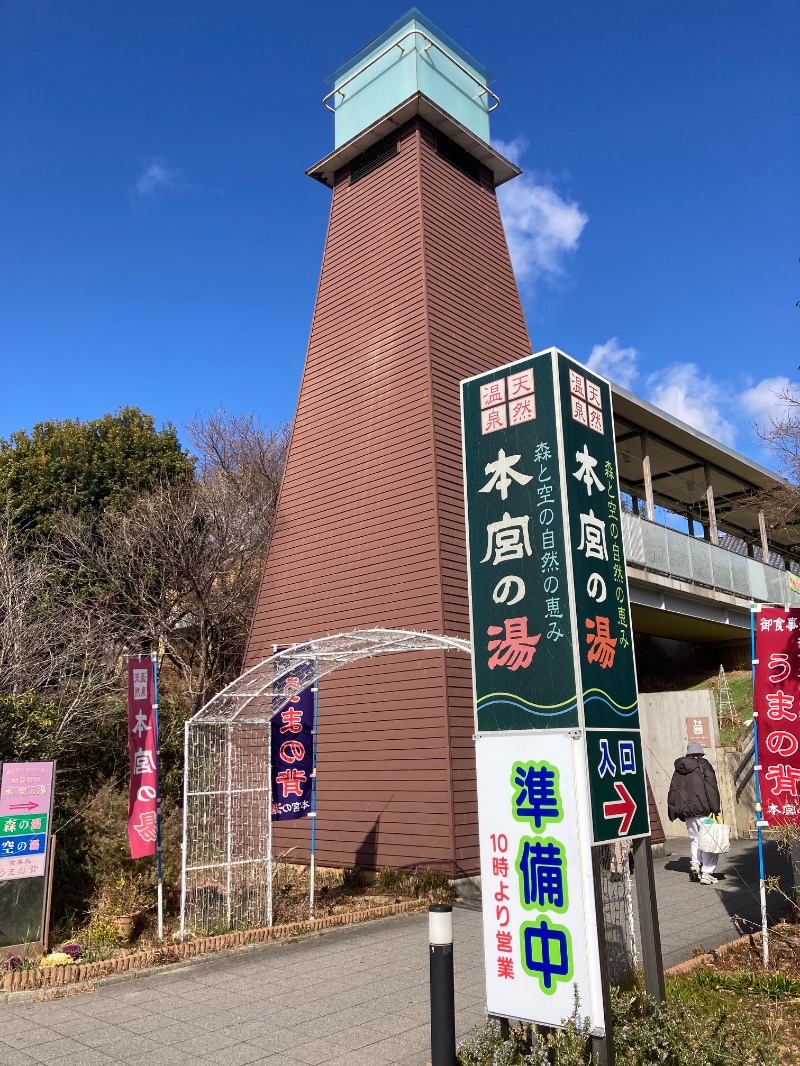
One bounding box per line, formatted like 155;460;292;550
1;1;797;465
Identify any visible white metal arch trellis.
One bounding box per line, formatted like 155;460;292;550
179;629;470;937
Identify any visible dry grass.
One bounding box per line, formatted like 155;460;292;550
680;924;800;1064
53;862;454;958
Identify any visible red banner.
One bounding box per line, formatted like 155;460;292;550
754;607;800;827
127;657;159;858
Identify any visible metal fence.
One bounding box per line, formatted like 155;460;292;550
597;840;637;987
622;512;799;605
180;630;472;937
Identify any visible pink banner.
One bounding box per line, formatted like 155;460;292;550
754;607;800;827
127;657;159;858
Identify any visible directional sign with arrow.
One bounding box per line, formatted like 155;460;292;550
0;763;52;817
585;731;649;844
0;761;55;891
603;782;637;836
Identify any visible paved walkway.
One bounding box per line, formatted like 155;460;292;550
654;835;792;969
0;839;792;1066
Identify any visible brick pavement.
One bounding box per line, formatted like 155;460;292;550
651;835;792;969
0;838;791;1066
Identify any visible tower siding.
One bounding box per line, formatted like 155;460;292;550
246;119;533;875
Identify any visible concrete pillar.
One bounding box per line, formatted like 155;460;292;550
631;496;640;517
641;431;655;521
704;463;718;546
746;541;755;559
687;514;694;537
758;509;770;563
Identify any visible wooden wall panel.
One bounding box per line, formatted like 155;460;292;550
245;119;534;876
418;125;533;872
271;654;454;870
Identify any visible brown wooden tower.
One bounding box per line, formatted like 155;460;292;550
245;12;533;877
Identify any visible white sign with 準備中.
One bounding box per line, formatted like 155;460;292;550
476;731;604;1030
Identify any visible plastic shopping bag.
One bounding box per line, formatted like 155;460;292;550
697;815;731;855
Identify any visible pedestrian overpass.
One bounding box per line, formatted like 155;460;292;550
611;383;800;659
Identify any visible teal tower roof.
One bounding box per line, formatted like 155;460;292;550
325;9;498;149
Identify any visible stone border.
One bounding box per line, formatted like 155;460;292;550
666;930;761;976
1;899;426;995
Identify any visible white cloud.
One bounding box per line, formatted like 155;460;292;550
741;376;798;423
493;138;588;285
580;338;797;453
586;338;639;390
647;363;737;446
131;157;186;204
493;136;528;166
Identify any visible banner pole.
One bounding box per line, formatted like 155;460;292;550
42;760;58;955
750;605;769;968
180;719;189;940
151;652;164;941
42;831;57;955
267;708;273;928
309;657;320;920
225;723;233;929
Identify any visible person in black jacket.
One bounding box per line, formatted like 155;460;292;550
667;741;722;885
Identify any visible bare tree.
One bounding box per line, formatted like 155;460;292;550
752;388;800;539
55;413;290;712
0;514;123;761
758;391;800;484
185;410;289;512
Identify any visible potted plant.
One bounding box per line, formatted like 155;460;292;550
99;875;147;941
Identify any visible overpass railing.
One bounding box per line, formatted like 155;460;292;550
622;512;800;605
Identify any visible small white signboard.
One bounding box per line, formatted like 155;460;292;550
476;731;604;1029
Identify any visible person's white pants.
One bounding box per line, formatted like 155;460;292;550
685;816;718;875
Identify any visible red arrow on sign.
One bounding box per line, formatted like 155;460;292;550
603;782;636;835
8;802;39;812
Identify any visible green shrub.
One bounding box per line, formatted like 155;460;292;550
457;1018;524;1066
456;985;778;1066
611;986;777;1065
80;915;122;961
689;967;800;998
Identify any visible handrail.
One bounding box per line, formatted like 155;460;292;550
734;742;755;783
322;28;500;114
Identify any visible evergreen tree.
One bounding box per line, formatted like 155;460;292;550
0;406;194;546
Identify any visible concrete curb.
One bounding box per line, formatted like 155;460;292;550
0;899;427;1003
665;930;761;976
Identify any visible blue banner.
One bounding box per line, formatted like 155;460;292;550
271;668;315;821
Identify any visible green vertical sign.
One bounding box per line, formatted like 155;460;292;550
556;357;639;730
555;353;649;844
462;349;650;844
462;353;578;732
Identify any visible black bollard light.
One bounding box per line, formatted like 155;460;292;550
429;903;456;1066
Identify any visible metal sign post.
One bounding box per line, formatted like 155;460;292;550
461;348;664;1057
